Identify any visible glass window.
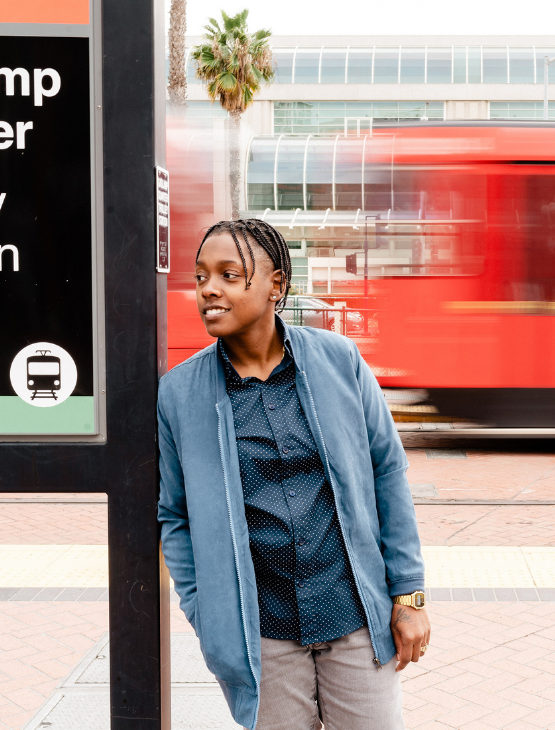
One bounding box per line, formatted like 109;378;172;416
273;101;443;136
400;48;425;83
374;48;399;83
335;137;364;210
306;137;335;209
274;101;320;134
453;47;467;83
294;49;320;83
490;101;555;120
272;49;295;83
427;47;452;83
183;101;228;119
276;137;306;210
318;102;349;133
247;138;278;209
347;49;373;83
399;101;443;120
186;50;199;84
483;47;508;83
509;48;534;83
535;48;555;84
321;49;347;83
468;47;481;83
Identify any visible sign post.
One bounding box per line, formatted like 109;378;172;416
0;0;170;727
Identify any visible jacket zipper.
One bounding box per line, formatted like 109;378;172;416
215;404;260;711
301;371;382;669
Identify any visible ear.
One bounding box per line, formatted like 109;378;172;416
270;269;283;301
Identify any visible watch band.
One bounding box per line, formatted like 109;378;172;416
393;591;426;609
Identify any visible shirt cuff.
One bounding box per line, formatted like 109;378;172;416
388;578;425;597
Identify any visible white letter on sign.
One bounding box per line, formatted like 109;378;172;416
0;68;30;96
16;121;33;149
34;68;61;106
0;121;14;150
0;244;19;271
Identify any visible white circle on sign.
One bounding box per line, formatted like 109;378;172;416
10;342;78;408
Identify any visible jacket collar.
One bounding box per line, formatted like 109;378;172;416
214;316;298;404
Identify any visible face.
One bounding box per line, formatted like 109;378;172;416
195;232;282;338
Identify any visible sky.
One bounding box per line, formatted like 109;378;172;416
166;0;554;38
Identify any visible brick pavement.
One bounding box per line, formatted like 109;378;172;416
1;449;554;730
406;450;555;502
2;599;554;730
0;504;107;545
0;601;189;730
416;506;555;547
401;600;555;730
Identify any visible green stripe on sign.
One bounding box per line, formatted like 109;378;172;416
0;396;95;434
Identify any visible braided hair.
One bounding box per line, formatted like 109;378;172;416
196;219;292;312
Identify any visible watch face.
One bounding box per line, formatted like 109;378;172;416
415;592;425;608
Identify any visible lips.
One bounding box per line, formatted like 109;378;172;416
203;306;230;317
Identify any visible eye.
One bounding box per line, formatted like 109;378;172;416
223;272;240;279
195;273;207;283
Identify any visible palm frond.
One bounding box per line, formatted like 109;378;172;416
191;9;274;114
252;28;271;41
217;71;238;92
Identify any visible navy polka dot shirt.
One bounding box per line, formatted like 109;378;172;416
220;326;367;645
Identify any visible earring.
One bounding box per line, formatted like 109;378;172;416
272;295;277;299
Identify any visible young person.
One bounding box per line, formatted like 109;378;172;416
158;219;430;730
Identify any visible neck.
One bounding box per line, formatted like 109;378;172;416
222;314;284;380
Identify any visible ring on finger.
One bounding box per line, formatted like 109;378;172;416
420;644;429;654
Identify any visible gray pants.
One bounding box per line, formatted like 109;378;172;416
249;627;405;730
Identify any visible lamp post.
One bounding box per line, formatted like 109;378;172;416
544;55;555;120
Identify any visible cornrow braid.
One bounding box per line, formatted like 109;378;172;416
196;219;292;312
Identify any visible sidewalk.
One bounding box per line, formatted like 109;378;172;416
1;448;554;729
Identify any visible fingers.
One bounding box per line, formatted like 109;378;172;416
395;641;414;672
395;633;431;672
411;640;423;663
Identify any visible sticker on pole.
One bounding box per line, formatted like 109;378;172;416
10;343;77;408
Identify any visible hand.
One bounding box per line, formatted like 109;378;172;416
390;603;431;672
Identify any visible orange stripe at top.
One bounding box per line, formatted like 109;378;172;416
0;0;89;24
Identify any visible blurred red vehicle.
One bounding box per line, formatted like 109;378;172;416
166;121;555;427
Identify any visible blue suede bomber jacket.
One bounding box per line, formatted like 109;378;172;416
157;322;425;729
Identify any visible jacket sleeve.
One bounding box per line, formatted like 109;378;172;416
351;344;425;597
157;381;198;629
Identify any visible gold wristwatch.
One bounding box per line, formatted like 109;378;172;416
393;591;426;609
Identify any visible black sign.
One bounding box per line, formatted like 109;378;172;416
346;252;358;275
0;36;93;431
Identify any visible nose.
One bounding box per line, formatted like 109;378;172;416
201;274;222;300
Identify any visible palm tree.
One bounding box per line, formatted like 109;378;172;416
192;10;274;219
167;0;188;109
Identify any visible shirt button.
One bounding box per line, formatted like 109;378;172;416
297;580;304;588
268;404;275;410
289;490;296;497
282;447;289;453
298;538;306;546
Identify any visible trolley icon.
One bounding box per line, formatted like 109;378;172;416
26;350;61;401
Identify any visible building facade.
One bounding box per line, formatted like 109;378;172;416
185;35;555;131
173;35;555;296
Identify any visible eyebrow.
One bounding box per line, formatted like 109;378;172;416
196;258;242;267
